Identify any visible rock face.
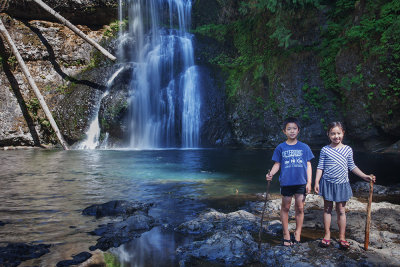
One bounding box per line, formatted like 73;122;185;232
0;12;115;146
5;0;118;26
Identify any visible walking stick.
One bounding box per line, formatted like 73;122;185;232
258;170;271;250
364;175;375;251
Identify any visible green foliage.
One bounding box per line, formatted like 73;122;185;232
192;24;229;42
301;83;327;109
318;0;400;112
104;20;128;38
104;253;121;267
26;98;40;116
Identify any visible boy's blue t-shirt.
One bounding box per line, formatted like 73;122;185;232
272;141;314;186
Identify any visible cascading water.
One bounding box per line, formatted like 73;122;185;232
76;67;124;149
122;0;201;149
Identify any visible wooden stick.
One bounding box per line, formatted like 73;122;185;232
258;170;271;249
0;18;69;150
364;176;375;250
32;0;116;61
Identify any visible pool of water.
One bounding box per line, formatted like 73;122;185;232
0;148;398;266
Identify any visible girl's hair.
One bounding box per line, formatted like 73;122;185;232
327;121;345;134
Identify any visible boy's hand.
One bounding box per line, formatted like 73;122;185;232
306;183;311;194
314;184;319;194
266;173;273;181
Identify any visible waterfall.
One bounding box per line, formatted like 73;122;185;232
122;0;201;149
77;67;124;149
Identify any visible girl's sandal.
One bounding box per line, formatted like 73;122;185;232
319;238;331;248
339;240;350;250
291;235;300;244
281;238;293;247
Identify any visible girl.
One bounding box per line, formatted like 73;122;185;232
314;122;376;249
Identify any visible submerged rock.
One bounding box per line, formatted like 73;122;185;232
82;200;153;218
0;243;51;267
56;251;92;267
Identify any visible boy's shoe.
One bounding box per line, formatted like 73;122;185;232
319;238;331;248
281;238;293;247
339;240;350;250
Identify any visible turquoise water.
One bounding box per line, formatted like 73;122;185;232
0;149;398;266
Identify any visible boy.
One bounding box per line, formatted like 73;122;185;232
266;117;314;246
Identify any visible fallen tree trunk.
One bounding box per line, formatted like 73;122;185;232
32;0;117;61
0;18;69;150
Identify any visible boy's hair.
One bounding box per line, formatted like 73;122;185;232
327;121;345;134
282;117;301;130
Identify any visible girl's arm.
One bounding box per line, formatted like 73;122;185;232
306;161;312;193
314;169;323;194
351;167;376;183
266;162;280;181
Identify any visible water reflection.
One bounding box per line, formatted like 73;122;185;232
111;227;187;267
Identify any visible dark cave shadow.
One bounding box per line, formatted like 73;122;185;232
0;39;42;147
22;20;106;91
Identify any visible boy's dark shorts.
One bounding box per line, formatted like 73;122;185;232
280;184;306;197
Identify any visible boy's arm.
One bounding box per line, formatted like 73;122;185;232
266;162;280;181
306;161;312;193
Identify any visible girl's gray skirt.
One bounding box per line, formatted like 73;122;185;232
319;178;353;202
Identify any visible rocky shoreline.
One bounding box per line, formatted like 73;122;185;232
1;184;399;266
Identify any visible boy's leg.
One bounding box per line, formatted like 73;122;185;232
336;201;347;241
323;199;334;241
281;196;292;245
293;193;306;242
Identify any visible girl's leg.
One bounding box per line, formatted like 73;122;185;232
281;196;293;245
336;201;347;241
293;193;306;242
323;199;333;241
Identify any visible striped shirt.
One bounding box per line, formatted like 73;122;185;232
317;145;357;184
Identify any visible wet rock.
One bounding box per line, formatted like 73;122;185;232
56;251;92;267
351;181;388;194
258;240;372;266
177;226;259;266
175;209;259;236
82;200;153;218
0;243;50;267
90;212;156;251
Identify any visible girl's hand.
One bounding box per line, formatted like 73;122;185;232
365;174;376;183
314;184;319;194
266;173;273;181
